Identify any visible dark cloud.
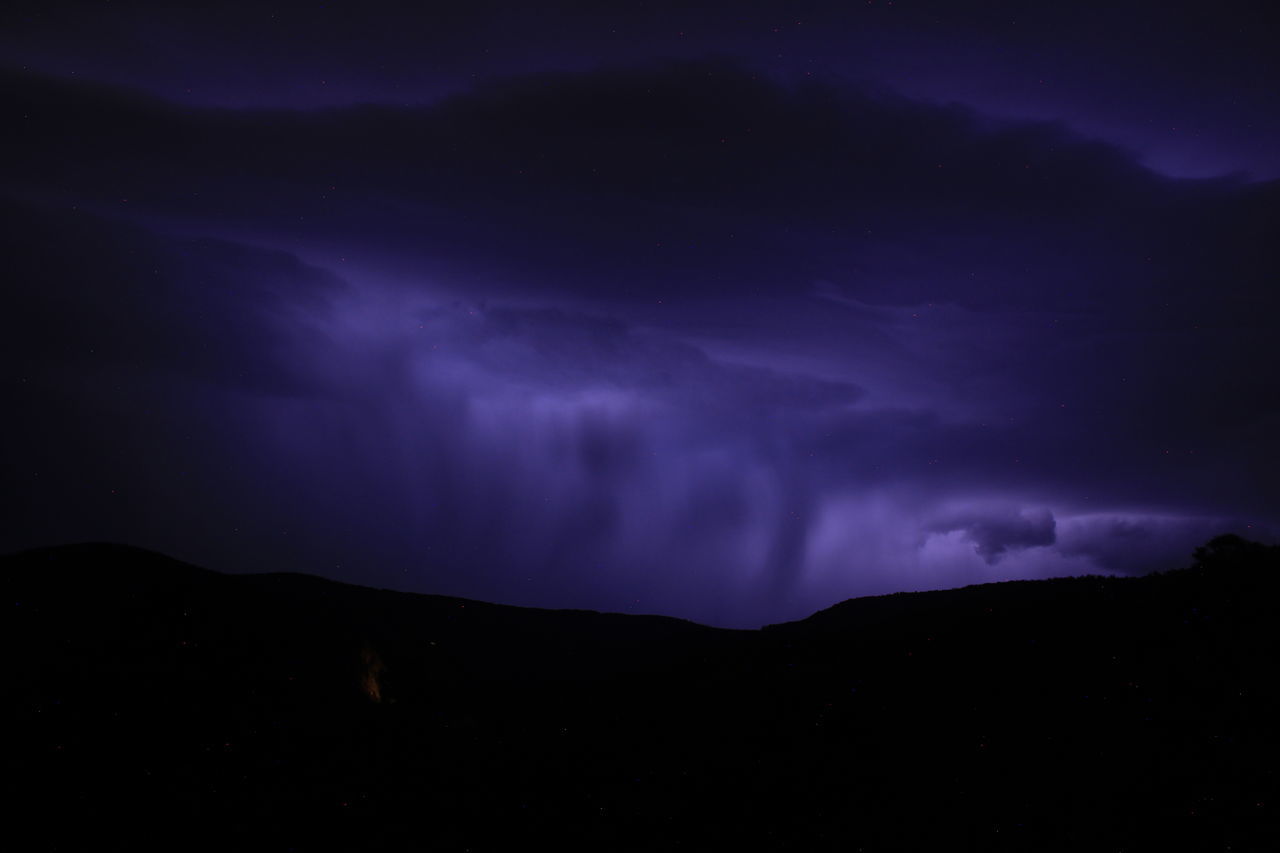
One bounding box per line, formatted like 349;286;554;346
5;0;1276;178
931;508;1057;564
2;55;1277;625
0;62;1199;311
0;198;344;393
1055;515;1269;575
0;200;866;624
5;63;1273;332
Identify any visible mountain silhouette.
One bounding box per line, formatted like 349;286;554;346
8;538;1278;851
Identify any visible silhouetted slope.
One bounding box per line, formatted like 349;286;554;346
7;538;1279;851
6;541;736;688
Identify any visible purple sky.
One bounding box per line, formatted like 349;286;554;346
3;1;1278;626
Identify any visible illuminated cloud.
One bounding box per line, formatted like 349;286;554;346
930;508;1057;565
2;48;1276;625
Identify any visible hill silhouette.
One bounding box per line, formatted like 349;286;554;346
7;538;1279;851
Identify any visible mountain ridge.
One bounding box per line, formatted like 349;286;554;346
8;537;1278;851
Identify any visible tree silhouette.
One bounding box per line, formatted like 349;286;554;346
1192;533;1275;570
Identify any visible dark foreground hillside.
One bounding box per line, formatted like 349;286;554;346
7;538;1279;851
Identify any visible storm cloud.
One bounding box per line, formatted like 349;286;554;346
2;49;1277;625
931;508;1057;565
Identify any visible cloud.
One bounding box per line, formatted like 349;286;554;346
412;303;864;415
0;61;1203;311
0;199;344;395
2;62;1277;626
931;508;1057;564
1055;514;1269;575
9;1;1276;181
0;203;867;624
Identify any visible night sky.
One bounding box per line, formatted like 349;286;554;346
3;0;1278;627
